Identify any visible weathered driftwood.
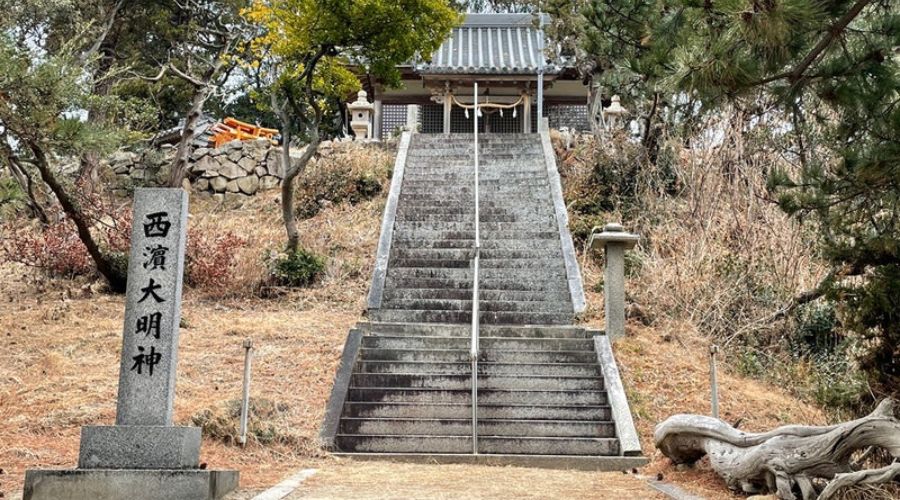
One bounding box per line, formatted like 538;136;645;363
818;462;900;499
654;399;900;500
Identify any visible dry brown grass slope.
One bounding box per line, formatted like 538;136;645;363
0;139;831;499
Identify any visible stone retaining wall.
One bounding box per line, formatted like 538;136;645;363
189;139;283;196
107;139;283;196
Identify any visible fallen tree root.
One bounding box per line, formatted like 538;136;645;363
818;462;900;499
654;399;900;500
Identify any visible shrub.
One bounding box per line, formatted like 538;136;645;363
184;231;250;289
266;248;326;287
1;197;249;290
294;145;390;219
2;219;94;278
191;397;318;454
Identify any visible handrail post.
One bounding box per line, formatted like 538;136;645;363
470;82;481;455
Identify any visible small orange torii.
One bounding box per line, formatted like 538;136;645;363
210;117;279;148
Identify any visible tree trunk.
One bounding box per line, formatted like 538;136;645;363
280;129;320;254
166;86;211;187
27;140;127;292
655;399;900;499
1;142;49;223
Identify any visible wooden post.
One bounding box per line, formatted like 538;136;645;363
239;338;253;446
373;98;383;140
709;344;719;419
443;90;452;135
522;92;532;134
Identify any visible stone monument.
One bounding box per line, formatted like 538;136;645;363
23;188;238;500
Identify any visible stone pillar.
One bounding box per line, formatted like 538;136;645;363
443;91;452;134
591;223;639;341
23;188;238;500
522;92;532;134
373;98;383;140
406;104;419;132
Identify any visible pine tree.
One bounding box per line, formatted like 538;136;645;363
580;0;899;395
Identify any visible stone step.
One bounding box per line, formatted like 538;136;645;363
382;288;571;303
400;187;550;197
390;239;563;250
358;348;597;364
342;402;612;420
402;178;549;188
349;373;603;390
385;267;567;281
402;173;548;182
406;167;546;174
346;388;608;405
358;323;591;338
390;229;559;240
378;299;572;314
395;213;554;223
386;258;565;271
406;150;543;157
394;207;548;217
368;309;572;325
480;436;620;456
360;336;596;352
334;434;619;455
355;361;599;377
384;277;570;292
389;248;562;261
397;198;551;208
400;187;549;196
339;418;615;438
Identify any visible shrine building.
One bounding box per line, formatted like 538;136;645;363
356;13;590;138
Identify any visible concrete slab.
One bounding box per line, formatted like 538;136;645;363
250;468;317;500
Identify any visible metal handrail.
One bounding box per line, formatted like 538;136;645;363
470;82;481;455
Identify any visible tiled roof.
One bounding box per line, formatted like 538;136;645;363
415;14;560;75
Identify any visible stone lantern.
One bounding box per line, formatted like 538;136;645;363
603;95;628;129
348;90;374;140
590;223;640;341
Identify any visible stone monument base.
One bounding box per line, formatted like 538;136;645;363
79;425;202;469
23;468;238;500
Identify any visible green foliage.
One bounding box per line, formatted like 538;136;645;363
789;302;840;358
576;0;900;400
244;0;460;133
266;248;326;287
0;176;26;217
295;162;384;219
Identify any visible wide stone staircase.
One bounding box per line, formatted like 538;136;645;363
323;133;644;468
370;133;573;325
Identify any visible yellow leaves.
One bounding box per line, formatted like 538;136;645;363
312;58;360;100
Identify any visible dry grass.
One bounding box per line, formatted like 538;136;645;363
0;138;846;499
0;182;384;495
554;124;842;498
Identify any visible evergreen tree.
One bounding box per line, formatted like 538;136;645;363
579;0;899;395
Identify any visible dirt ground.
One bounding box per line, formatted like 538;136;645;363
0;189;830;499
283;460;667;500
